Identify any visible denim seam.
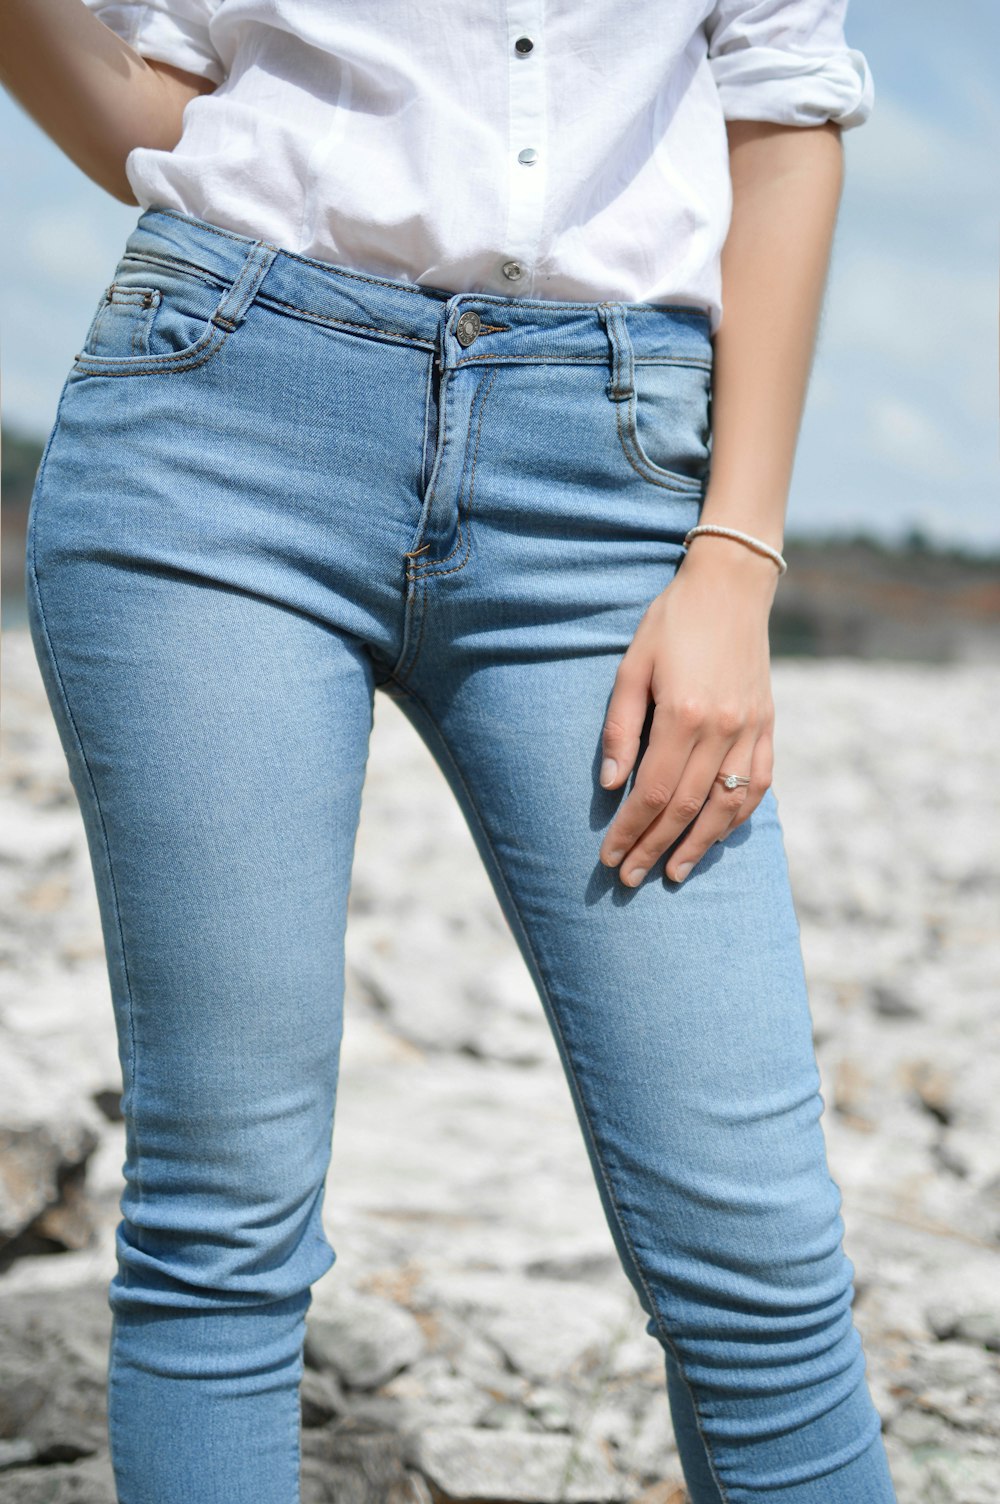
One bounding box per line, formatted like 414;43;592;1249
255;292;437;350
114;250;230;290
73;326;229;376
150;212;716;322
154;208;449;299
390;351;457;681
613;379;706;495
380;674;734;1504
213;237;264;322
452;353;712;370
462;295;712;317
401;360;478;593
390;360;457;679
410;365;498;581
393;376;484;676
393;572;427;686
419;350;435;500
27;468;143;1259
74;240;269;373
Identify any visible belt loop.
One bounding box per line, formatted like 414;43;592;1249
597;302;633;403
211;240;280;332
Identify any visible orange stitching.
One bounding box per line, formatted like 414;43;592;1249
416;365;498;580
613;383;704;495
211;240;268;329
256;292;434;348
393;355;456;679
412;366;491;575
453;353;712;370
73;326;229;376
396;366;498;681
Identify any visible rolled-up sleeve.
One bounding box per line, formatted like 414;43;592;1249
703;0;874;130
81;0;225;85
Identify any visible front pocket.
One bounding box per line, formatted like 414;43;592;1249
616;358;712;493
73;255;233;376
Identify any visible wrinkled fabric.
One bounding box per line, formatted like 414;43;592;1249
82;0;873;330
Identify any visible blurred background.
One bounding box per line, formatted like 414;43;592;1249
1;4;998;1503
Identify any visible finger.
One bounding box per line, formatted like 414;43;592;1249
599;650;653;789
599;697;699;864
724;731;774;834
666;737;758;883
615;738;732;887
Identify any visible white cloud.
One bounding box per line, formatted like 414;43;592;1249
844;93;994;209
824;247;997;370
23;208;122;292
866;396;968;482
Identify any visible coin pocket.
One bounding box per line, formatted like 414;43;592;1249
81;283;162;361
73;255;233;375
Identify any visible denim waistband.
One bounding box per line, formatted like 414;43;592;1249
125;208;714;372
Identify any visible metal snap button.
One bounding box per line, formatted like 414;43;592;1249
455;310;482;347
514;36;534;54
517;147;538;166
502;261;523;281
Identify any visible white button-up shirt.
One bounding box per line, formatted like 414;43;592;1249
85;0;874;333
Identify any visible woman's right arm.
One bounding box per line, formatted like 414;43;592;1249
0;0;217;204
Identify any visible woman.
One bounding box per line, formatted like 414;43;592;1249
3;1;898;1500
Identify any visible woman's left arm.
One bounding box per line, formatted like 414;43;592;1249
598;119;845;886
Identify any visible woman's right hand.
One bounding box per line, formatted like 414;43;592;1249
0;0;217;203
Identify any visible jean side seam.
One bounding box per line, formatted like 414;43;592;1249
381;672;735;1504
27;520;143;1266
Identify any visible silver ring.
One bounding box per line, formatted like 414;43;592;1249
716;772;751;791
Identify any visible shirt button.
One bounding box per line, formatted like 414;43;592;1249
514;36;534;54
517;147;538;166
502;261;523;281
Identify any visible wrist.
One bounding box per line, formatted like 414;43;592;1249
680;532;782;596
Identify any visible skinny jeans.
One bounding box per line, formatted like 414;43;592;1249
25;206;897;1504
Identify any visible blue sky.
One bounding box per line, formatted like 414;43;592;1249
1;0;997;548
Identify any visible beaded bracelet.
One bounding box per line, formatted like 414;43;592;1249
682;524;788;575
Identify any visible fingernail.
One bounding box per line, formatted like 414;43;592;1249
600;757;618;788
624;867;648;887
673;862;693;883
603;848;624;867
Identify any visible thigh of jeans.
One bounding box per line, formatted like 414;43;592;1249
22;297;401;1500
388;356;890;1500
23;291;415;1307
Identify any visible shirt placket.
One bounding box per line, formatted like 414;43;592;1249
498;0;548;295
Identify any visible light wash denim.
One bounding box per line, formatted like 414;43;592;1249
25;206;897;1504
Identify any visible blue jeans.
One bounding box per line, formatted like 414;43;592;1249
25;206;897;1504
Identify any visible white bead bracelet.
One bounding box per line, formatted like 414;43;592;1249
682;524;788;575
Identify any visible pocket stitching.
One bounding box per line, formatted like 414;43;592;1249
614;376;707;494
73;264;228;376
72;322;230;377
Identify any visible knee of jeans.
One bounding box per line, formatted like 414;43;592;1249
109;1154;337;1315
640;1218;866;1418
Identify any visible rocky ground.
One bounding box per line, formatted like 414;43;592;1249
1;625;998;1504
